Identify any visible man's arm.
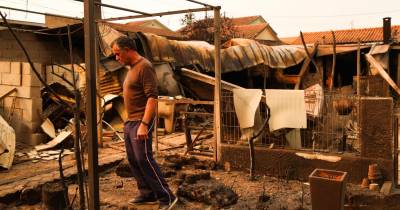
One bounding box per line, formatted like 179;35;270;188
137;63;158;140
136;97;157;140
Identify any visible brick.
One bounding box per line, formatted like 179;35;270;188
22;74;42;87
10;62;21;74
1;73;21;86
0;62;10;73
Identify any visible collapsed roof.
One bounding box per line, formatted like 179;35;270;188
99;23;308;73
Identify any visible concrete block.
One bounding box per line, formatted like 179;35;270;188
20;98;42;122
22;74;42;87
1;96;18;109
4;86;42;99
28;133;47;146
5;107;23;121
1;73;21;86
380;181;393;195
10;62;21;74
13;121;41;134
0;62;10;73
22;63;31;75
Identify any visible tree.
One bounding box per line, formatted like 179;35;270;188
180;12;237;44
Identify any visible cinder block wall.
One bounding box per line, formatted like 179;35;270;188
360;97;393;159
0;61;45;145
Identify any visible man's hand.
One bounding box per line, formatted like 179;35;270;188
137;123;149;140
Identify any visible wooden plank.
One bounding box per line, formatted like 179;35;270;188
179;111;213;116
181;68;242;91
213;7;222;162
157;98;214;105
365;54;400;95
0;87;17;100
128;202;159;210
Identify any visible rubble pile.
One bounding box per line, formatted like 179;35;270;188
177;181;238;208
114;153;238;208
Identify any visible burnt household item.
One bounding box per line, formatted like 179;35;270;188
361;178;370;188
369;183;380;191
368;164;382;181
309;169;347;210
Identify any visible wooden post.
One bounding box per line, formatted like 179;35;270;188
397;54;400;86
357;41;361;96
96;0;103;147
83;0;100;209
213;7;222;162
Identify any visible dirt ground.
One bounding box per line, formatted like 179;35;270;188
100;166;311;210
2;133;400;210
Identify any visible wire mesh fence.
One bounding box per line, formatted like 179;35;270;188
221;89;361;155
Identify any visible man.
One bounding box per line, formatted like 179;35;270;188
111;36;177;210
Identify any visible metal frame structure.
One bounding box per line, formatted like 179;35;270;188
0;1;223;209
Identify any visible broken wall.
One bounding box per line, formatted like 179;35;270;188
0;62;44;145
0;30;71;64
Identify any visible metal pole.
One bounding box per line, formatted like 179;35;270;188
83;0;99;209
73;0;151;16
0;5;82;21
213;7;222;162
100;7;213;22
185;0;216;8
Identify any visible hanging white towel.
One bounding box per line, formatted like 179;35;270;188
265;89;307;132
233;89;263;128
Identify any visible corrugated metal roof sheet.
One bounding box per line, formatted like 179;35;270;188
142;33;307;73
290;25;400;44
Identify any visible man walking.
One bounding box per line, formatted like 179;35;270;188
111;36;177;210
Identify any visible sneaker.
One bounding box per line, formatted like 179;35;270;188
158;197;178;210
129;195;158;204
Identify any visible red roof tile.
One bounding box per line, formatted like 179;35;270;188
231;16;262;25
290;25;400;44
234;23;268;39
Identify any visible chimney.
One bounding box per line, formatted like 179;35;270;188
383;17;391;44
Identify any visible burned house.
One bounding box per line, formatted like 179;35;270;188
1;14;400;190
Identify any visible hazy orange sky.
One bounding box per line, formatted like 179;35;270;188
1;0;399;37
